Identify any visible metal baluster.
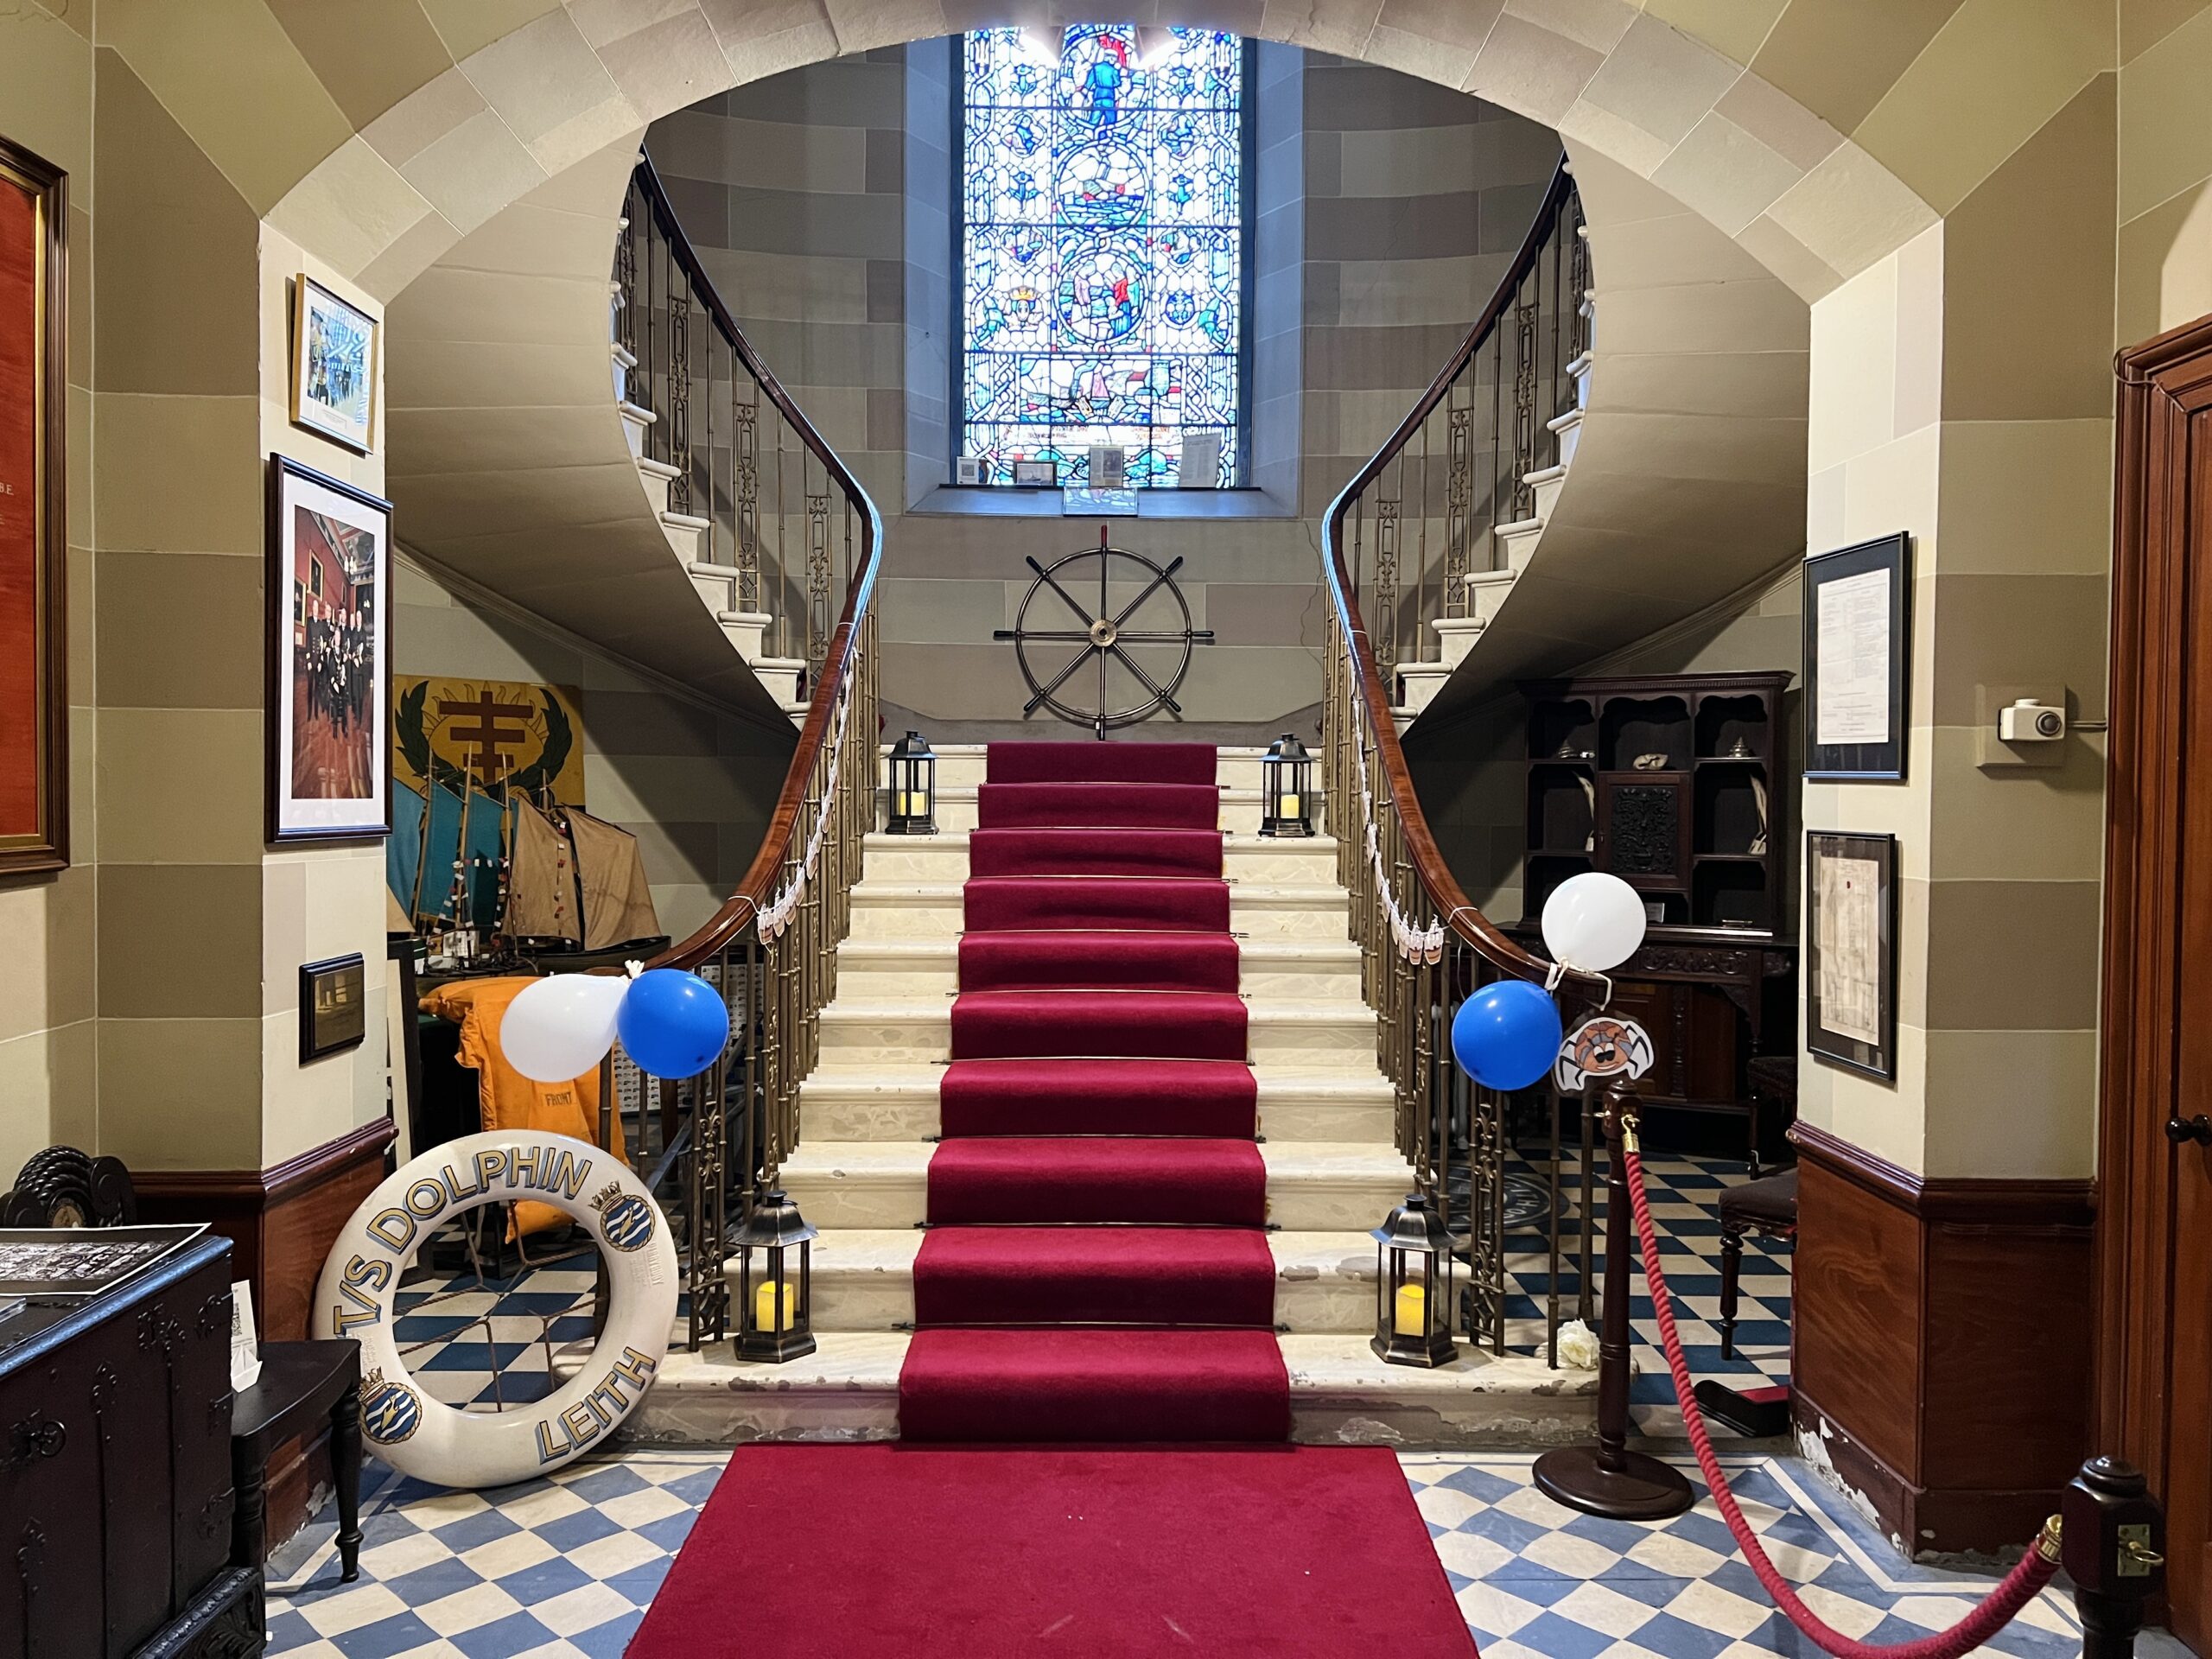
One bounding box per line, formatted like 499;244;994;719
670;277;692;515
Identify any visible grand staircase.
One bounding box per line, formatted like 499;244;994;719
625;741;1595;1446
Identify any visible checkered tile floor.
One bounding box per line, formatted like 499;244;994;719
268;1447;2103;1658
1501;1152;1795;1440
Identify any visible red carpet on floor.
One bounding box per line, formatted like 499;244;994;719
628;1443;1480;1657
900;741;1290;1444
950;989;1249;1060
964;874;1230;932
937;1058;1258;1138
957;930;1241;992
977;780;1221;830
969;826;1224;878
913;1226;1277;1326
926;1137;1267;1224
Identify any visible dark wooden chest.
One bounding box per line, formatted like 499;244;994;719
0;1235;262;1658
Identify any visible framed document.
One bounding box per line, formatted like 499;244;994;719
0;137;67;877
1806;830;1897;1080
1802;533;1910;780
267;456;391;842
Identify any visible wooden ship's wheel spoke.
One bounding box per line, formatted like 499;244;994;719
993;536;1215;738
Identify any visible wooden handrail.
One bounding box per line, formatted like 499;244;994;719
630;155;886;972
1320;158;1600;995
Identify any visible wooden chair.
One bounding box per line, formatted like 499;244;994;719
1717;1166;1797;1359
232;1342;365;1582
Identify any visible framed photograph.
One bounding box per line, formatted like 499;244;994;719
1012;459;1058;487
1803;533;1910;780
1806;830;1897;1080
299;952;368;1062
0;137;67;877
290;276;378;453
268;455;391;842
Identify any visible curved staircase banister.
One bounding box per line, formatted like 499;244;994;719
627;150;887;974
1319;156;1600;995
628;155;876;531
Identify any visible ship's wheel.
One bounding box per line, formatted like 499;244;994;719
994;535;1215;738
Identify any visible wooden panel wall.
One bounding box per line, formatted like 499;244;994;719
1790;1124;2094;1555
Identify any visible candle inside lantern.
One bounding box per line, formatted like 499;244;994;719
1393;1281;1427;1337
754;1278;798;1333
1281;792;1300;817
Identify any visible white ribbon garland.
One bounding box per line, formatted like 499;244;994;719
1351;728;1446;965
754;680;855;942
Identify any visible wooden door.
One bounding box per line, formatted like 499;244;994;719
2101;314;2212;1651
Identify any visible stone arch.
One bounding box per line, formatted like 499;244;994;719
251;0;1967;307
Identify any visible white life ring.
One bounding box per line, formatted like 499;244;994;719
313;1131;677;1489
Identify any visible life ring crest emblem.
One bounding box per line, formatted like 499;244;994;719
315;1131;677;1489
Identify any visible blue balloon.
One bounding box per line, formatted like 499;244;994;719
617;969;732;1079
1450;980;1564;1091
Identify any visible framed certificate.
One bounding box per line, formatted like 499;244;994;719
1806;830;1897;1080
1802;533;1910;780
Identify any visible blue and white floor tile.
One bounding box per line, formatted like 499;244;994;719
1507;1153;1794;1439
270;1447;2098;1659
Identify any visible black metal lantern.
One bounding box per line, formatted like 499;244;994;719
1372;1192;1457;1367
735;1188;817;1363
886;731;937;836
1260;732;1313;837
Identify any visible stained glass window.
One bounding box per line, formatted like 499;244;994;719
959;25;1249;488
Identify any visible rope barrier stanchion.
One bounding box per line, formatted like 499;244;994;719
1619;1122;2065;1659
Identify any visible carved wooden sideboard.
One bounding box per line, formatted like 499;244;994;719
1516;670;1798;1169
0;1233;262;1657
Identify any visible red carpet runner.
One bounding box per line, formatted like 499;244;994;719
631;1443;1479;1657
898;741;1292;1443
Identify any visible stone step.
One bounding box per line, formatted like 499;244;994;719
717;609;772;658
897;744;1284;793
1497;516;1543;574
606;1332;1598;1449
1547;409;1584;471
1526;461;1567;522
660;510;711;563
1565;350;1592;410
812;997;1381;1071
1395;661;1451;717
832;934;1364;1001
779;1228;1378;1334
751;655;808;704
906;785;1326;836
845;881;1351;941
859;831;1341;887
634;454;679;517
1431;615;1485;667
778;1141;1413;1231
618;399;655;459
798;1065;1397;1143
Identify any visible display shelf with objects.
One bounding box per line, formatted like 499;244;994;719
1513;671;1796;1169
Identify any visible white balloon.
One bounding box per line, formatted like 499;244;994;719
1541;870;1647;973
499;973;626;1081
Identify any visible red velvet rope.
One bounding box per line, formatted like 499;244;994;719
1621;1144;2060;1659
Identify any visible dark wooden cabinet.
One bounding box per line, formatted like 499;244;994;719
1518;671;1796;1166
0;1235;261;1658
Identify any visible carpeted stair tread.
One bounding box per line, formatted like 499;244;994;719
950;989;1248;1062
965;875;1230;932
938;1058;1258;1138
957;930;1241;993
976;781;1219;830
913;1227;1277;1328
969;826;1224;879
927;1137;1266;1225
985;741;1218;786
898;1328;1292;1442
